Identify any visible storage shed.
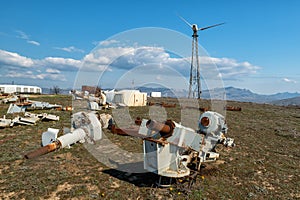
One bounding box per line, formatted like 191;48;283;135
113;90;147;106
150;92;162;97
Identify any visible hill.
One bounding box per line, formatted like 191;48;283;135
271;96;300;106
202;87;300;103
137;86;300;103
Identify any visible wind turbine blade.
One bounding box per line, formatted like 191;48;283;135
178;15;193;28
199;22;225;31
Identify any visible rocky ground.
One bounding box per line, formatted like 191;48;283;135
0;95;299;199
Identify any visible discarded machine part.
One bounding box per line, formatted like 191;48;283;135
147;102;176;108
24;112;60;121
42;128;59;146
0;112;59;129
1;95;18;104
7;104;26;114
63;106;73;111
225;106;242;111
25;142;60;159
138;111;234;181
7;98;63;113
41;113;60;121
24;112;102;159
160;102;176;108
135;117;142;126
99;113;112;129
11;113;41;126
16;116;40;125
181;106;210;112
30;101;62;110
146;119;175;138
89;101;100;110
0;116;13;128
56;106;73;111
111;124;141;137
23;112;41;119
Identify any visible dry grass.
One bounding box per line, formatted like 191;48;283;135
0;95;299;199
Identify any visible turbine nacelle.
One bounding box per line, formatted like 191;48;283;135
178;15;225;33
192;24;198;32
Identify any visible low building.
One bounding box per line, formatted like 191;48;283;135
0;84;42;94
113;90;147;106
150;92;162;98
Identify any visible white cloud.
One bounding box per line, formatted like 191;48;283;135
79;46;260;80
16;30;40;46
46;68;61;74
99;40;119;46
199;57;260;79
0;49;81;71
16;30;29;40
5;70;66;81
0;49;34;67
81;47;135;71
283;78;297;83
0;46;261;86
1;46;259;81
42;57;81;70
27;40;40;46
54;46;84;53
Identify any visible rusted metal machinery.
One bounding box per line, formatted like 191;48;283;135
25;112;102;159
24;108;234;189
225;105;242;111
138;111;234;185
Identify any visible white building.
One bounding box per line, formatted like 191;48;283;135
150;92;162;98
0;84;42;94
113;90;147;106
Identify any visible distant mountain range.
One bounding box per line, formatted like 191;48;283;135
270;96;300;106
42;86;300;106
137;86;300;105
202;87;300;103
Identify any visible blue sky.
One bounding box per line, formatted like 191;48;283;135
0;0;299;94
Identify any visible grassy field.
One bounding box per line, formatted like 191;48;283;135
0;95;299;199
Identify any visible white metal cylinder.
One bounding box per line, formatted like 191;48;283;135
58;128;86;148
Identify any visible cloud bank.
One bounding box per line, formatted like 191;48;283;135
0;44;261;85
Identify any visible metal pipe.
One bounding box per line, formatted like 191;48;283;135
24;141;60;159
24;112;102;159
146;120;171;134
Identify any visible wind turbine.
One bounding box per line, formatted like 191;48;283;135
179;16;225;99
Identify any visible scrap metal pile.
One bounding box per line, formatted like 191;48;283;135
1;95;63;114
25;108;235;187
0;95;71;129
71;90;110;110
0;112;59;128
139;111;234;186
25;112;102;159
